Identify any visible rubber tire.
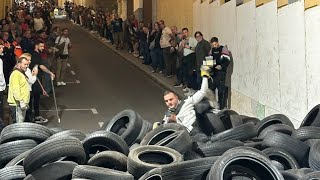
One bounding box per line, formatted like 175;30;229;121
305;139;320;147
50;127;68;134
308;140;320;170
216;109;239;130
23;161;78;180
207;146;285;180
161;156;219;180
199;113;225;135
194;99;211;114
198;140;244;157
299;171;320;180
256;114;294;135
82;131;129;160
281;168;315;180
5;149;31;167
134;120;153;144
140;123;186;146
103;109;143;146
0;139;37;166
291;126;320;141
230;115;260;127
183;150;204;161
127;145;183;179
262;131;310;164
138;168;162;180
258;124;294;139
262;147;300;170
23;136;86;175
0;165;26;179
87;151;127;171
154;130;193;154
191;133;209;143
47;129;87;141
72;165;134;180
300;104;320;127
210;122;257;143
0;123;52;143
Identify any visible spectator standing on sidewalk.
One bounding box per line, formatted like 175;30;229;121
55;28;71;87
0;42;6;130
140;25;151;65
7;56;30;123
111;13;124;49
159;20;174;77
149;22;163;73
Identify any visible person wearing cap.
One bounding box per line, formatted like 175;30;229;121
0;42;6;130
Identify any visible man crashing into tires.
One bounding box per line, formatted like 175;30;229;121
155;65;211;136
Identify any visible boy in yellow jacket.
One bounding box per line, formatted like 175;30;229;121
7;57;30;123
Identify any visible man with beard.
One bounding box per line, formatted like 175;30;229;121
7;56;30;123
27;40;55;123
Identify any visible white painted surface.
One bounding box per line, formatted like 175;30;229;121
305;6;320;111
256;1;281;110
278;1;307;120
235;1;257;99
98;122;104;128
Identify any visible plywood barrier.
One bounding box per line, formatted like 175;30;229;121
305;0;320;9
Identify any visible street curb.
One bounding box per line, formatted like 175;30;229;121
76;24;184;98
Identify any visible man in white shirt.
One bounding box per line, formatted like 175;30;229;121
55;28;71;86
159;20;175;77
33;12;44;32
0;42;6;131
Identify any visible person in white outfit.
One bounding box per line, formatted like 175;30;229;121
33;12;45;32
0;42;6;130
160;65;211;135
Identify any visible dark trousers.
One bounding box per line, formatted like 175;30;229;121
183;53;196;87
140;41;151;64
151;48;164;71
26;83;41;122
163;47;177;76
0;91;4;131
211;71;228;110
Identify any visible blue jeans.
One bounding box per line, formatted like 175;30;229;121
140;41;150;64
151;48;164;71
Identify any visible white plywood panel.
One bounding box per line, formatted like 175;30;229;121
234;1;257;99
256;1;281;110
278;0;307;120
305;6;320;111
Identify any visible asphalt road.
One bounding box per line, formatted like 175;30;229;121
41;19;167;133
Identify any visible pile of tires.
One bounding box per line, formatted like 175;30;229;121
0;105;319;180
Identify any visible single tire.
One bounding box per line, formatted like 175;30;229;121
216;109;239;130
23;161;77;180
47;129;87;141
194;99;211;114
161;156;219;180
49;127;68;134
191;133;209;143
103;109;143;146
5;150;31;167
138;168;162;180
230;115;260;127
262;147;300;170
199;113;225;135
256;114;294;135
72;165;134;180
291;126;320;141
0;139;37;166
281;168;315;180
305;139;320;147
210;122;257;143
0;123;52;143
127;145;183;179
23;137;86;175
154;130;193;154
0;165;26;179
207;146;285;180
183;150;204;161
300;104;320;127
129;143;141;151
134;120;153;144
308;140;320;170
258;124;294;139
87;151;127;171
82;131;129;160
262;131;310;164
198;140;244;157
140;123;186;146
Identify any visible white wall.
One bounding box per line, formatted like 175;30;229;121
193;0;320;127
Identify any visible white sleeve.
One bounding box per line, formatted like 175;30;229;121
55;36;60;44
26;68;37;84
185;77;208;105
0;59;6;91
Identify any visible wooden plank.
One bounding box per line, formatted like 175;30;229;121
243;0;253;3
278;0;288;8
305;0;320;9
256;0;273;7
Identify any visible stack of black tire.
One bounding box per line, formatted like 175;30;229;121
0;105;319;180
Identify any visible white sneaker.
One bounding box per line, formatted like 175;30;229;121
34;116;48;124
60;82;66;86
57;82;61;86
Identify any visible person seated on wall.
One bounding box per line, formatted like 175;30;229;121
154;65;212;135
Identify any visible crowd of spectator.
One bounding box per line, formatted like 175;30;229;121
0;1;71;130
67;4;231;110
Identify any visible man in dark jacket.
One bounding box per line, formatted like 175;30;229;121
209;37;230;110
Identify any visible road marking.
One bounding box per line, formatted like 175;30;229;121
70;71;76;75
65;80;80;84
91;108;98;114
98;122;104;128
67;63;71;67
40;108;98;115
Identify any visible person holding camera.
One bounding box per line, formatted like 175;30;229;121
160;66;211;135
